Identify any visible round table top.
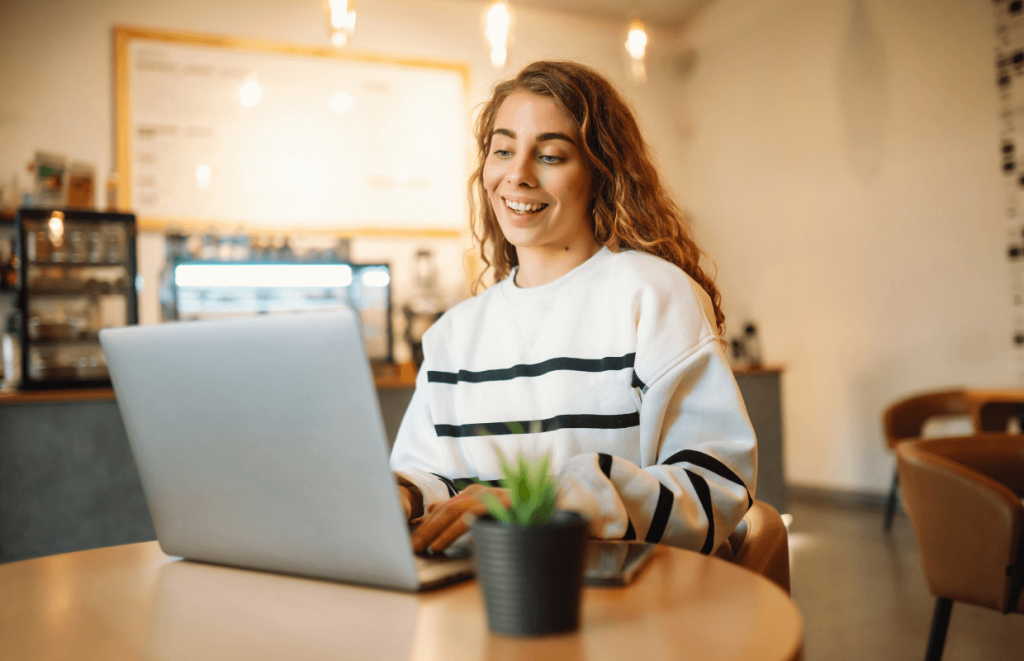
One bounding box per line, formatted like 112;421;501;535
0;541;803;661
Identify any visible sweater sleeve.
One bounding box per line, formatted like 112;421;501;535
388;366;458;513
556;338;757;553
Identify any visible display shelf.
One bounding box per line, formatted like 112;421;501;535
27;262;132;268
26;289;131;297
15;208;138;390
26;335;102;346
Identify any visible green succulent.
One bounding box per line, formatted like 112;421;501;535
477;450;557;527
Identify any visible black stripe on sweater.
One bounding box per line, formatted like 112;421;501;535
427;353;635;384
644;483;675;544
434;412;640;438
685;469;715;555
623;517;637;541
431;473;458;498
663;449;754;509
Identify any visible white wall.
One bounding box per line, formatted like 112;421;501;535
675;0;1014;492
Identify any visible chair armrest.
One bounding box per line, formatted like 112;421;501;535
897;440;1024;612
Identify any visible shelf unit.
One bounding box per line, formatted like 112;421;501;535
15;208;138;390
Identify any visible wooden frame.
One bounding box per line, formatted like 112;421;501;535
113;26;471;238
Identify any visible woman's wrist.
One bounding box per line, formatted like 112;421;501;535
395;476;424;520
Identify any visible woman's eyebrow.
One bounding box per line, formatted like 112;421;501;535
537;132;576;145
491;128;576;145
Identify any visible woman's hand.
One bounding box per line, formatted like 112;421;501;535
395;476;423;521
411;484;510;553
398;486;415;520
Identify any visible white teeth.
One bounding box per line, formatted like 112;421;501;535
504;198;546;213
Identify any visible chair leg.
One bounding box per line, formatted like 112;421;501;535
883;469;900;532
924;597;953;661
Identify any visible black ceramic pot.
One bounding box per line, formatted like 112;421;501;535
471;510;588;636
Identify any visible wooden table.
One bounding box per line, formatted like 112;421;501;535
0;541;803;661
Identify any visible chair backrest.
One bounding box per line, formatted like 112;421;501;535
896;435;1024;614
971;390;1024;433
882;390;972;449
727;499;791;594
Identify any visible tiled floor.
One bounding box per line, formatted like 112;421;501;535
788;500;1024;660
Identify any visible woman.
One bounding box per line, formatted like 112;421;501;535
391;60;756;556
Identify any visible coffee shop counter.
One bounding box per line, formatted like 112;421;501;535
0;365;418;565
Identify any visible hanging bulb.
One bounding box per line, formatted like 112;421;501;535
484;1;512;69
325;0;357;48
625;19;648;82
239;77;262;107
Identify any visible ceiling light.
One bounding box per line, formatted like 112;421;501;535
484;1;512;69
239;79;262;107
325;0;357;48
329;91;354;114
625;19;648;83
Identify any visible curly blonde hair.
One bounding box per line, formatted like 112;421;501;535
468;60;725;334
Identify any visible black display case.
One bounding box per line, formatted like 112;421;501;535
15;208;138;389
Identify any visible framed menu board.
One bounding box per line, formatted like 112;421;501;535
114;27;470;236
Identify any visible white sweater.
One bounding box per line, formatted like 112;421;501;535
389;247;757;554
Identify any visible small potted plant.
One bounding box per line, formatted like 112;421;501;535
471;452;588;636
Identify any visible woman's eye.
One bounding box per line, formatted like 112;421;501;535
539;154;563;164
493;149;512;158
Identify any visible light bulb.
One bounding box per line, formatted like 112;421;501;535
195;164;212;189
484;1;511;69
491;46;507;68
325;0;357;48
239;80;261;107
625;20;648;60
330;91;354;114
625;19;648;82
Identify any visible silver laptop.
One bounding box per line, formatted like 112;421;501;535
100;309;473;592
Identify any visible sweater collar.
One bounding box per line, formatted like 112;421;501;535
500;246;612;307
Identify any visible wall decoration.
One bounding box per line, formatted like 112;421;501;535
994;0;1024;384
115;27;470;237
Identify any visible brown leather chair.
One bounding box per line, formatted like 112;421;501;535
896;435;1024;661
882;390;972;531
725;499;791;594
881;389;1024;531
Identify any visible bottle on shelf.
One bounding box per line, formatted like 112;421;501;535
105;171;119;212
2;311;21;391
743;323;763;368
159;233;189;322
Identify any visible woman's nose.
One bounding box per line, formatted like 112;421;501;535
505;155;536;187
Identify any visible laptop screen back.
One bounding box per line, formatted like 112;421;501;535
100;310;419;591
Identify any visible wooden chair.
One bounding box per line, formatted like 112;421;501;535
881;389;1024;531
895;436;1024;661
726;499;791;594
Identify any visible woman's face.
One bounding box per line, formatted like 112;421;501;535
483;92;593;252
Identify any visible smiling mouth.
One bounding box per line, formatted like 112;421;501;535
503;198;549;215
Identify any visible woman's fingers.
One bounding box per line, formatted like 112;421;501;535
411;485;507;553
425;512;476;552
411;495;475;552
